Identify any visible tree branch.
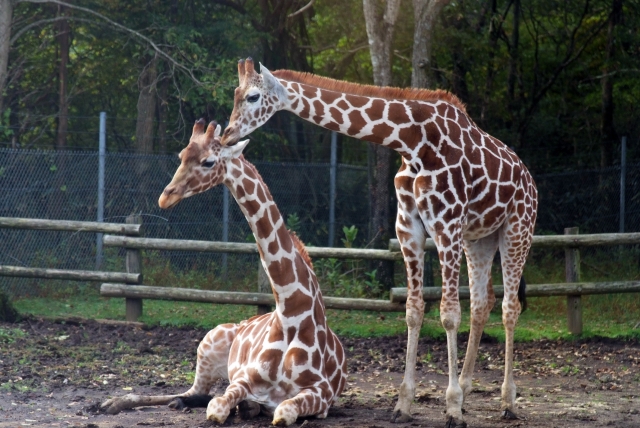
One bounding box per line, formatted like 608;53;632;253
18;0;205;85
288;0;314;18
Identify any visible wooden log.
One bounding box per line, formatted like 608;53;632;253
0;265;140;283
565;227;582;335
100;284;407;313
104;235;403;261
0;217;140;235
125;215;143;322
389;280;640;303
388;232;640;252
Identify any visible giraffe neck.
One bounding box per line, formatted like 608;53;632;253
278;77;447;155
224;157;322;321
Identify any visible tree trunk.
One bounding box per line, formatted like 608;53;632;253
480;0;499;125
257;0;312;72
56;2;70;150
600;0;622;168
134;56;157;210
156;74;168;155
362;0;401;290
411;0;451;89
0;0;13;114
135;57;157;156
507;0;520;104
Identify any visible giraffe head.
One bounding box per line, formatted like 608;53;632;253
159;118;250;209
221;57;288;146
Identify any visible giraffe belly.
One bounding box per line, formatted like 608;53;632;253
462;211;507;241
246;382;292;410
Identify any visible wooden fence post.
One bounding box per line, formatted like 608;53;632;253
125;214;143;321
257;261;271;315
565;227;582;334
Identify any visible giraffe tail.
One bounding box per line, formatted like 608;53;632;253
518;277;527;313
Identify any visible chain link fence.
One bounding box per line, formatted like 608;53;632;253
1;146;640;297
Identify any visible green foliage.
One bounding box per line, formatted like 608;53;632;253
0;327;26;344
341;225;358;248
0;109;13;141
286;212;301;233
315;225;384;299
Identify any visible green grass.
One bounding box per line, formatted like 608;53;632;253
10;289;640;341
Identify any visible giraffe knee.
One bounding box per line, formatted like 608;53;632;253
273;401;298;426
206;397;231;423
440;303;461;332
405;299;424;329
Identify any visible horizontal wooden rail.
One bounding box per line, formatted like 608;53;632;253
390;280;640;303
388;233;640;252
0;265;141;284
101;283;406;312
103;235;403;261
0;217;140;235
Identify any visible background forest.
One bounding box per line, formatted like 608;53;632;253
1;0;638;170
0;0;639;298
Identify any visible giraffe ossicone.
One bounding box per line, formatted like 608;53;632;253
101;119;347;426
223;58;538;427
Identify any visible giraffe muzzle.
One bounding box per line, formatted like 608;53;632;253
158;187;183;209
220;126;239;146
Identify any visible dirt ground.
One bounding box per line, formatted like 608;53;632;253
1;317;639;428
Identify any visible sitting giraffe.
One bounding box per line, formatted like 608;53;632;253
101;119;346;426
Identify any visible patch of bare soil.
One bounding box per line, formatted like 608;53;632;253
1;317;639;428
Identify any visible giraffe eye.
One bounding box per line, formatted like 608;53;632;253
201;160;215;168
246;94;260;103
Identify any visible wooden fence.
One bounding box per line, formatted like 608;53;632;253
3;216;640;334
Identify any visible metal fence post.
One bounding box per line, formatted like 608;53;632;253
565;227;582;334
125;214;143;321
620;136;627;233
328;131;337;247
222;186;229;278
257;261;271;315
95;112;106;269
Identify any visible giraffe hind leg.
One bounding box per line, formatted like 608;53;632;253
100;323;236;415
458;232;499;404
499;215;533;419
167;394;213;410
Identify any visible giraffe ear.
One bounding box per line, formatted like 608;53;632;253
222;139;250;160
260;63;287;99
260;63;276;88
214;124;221;137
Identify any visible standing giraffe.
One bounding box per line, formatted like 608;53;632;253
221;58;538;427
101;119;346;426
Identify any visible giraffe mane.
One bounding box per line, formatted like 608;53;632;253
272;70;467;113
289;231;314;270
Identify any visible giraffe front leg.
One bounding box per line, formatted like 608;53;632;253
498;214;532;420
206;381;249;424
272;387;329;426
458;233;499;403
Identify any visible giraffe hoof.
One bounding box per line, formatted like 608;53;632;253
444;416;467;428
501;408;519;420
390;409;413;423
239;400;261;419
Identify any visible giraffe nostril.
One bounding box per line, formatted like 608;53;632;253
164;186;176;195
